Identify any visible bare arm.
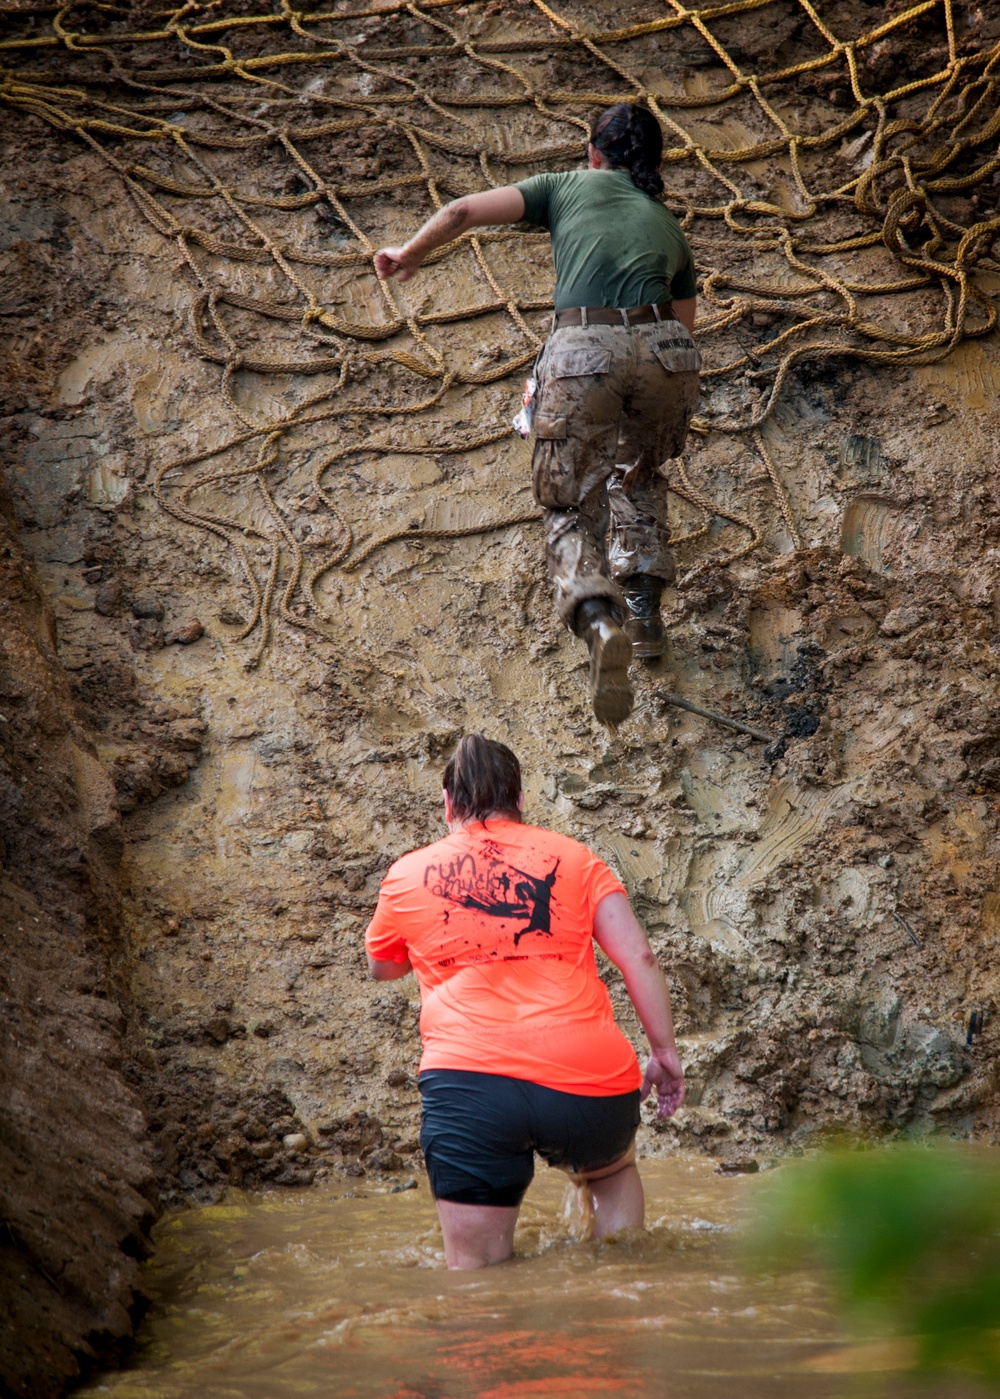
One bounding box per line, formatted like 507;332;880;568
375;186;526;282
593;892;684;1117
673;296;697;334
367;952;412;981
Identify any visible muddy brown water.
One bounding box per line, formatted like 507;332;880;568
78;1157;961;1399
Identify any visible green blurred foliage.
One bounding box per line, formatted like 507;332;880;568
752;1144;1000;1387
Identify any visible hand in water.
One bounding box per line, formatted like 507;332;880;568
375;245;421;282
641;1047;685;1118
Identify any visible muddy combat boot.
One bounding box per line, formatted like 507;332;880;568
623;574;665;659
574;598;634;727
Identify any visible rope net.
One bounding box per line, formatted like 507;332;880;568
2;0;998;664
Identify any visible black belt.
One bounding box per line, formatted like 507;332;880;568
552;302;677;329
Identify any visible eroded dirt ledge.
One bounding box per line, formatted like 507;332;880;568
0;470;155;1398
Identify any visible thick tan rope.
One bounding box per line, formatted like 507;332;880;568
3;0;997;659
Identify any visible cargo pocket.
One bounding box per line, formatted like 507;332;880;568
533;412;568;440
546;348;614;379
531;412;576;507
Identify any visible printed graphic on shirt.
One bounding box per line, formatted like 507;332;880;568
423;848;560;948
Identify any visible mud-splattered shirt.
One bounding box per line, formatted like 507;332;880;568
365;820;641;1095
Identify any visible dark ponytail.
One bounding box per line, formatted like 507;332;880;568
590;102;664;199
443;734;522;824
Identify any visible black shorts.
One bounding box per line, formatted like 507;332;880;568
419;1069;641;1208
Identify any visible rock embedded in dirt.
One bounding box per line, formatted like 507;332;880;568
715;1156;760;1175
166;620;204;646
130;593;165;621
129;616;164;651
366;1147;404;1173
93;580;122;616
203;1016;230;1044
274;1166;314;1186
282;1132;309;1152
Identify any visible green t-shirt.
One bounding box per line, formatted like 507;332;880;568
514;168;697;312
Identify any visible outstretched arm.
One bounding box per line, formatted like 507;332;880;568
375;186;527;283
593;892;684;1117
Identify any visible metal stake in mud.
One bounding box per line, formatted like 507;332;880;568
655;689;775;744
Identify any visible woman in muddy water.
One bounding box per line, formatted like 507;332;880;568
365;734;684;1269
376;103;700;729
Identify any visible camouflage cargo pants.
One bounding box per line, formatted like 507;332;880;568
530;319;701;628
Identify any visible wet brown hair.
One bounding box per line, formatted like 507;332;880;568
590;102;664;200
443;734;522;824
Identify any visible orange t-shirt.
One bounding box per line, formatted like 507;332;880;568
364;820;641;1096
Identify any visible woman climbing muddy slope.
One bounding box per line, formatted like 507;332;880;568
375;103;701;728
365;735;684;1269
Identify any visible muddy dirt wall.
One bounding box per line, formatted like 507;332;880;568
0;470;157;1397
2;0;1000;1390
3;93;999;1175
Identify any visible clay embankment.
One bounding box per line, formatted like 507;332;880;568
0;471;155;1397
